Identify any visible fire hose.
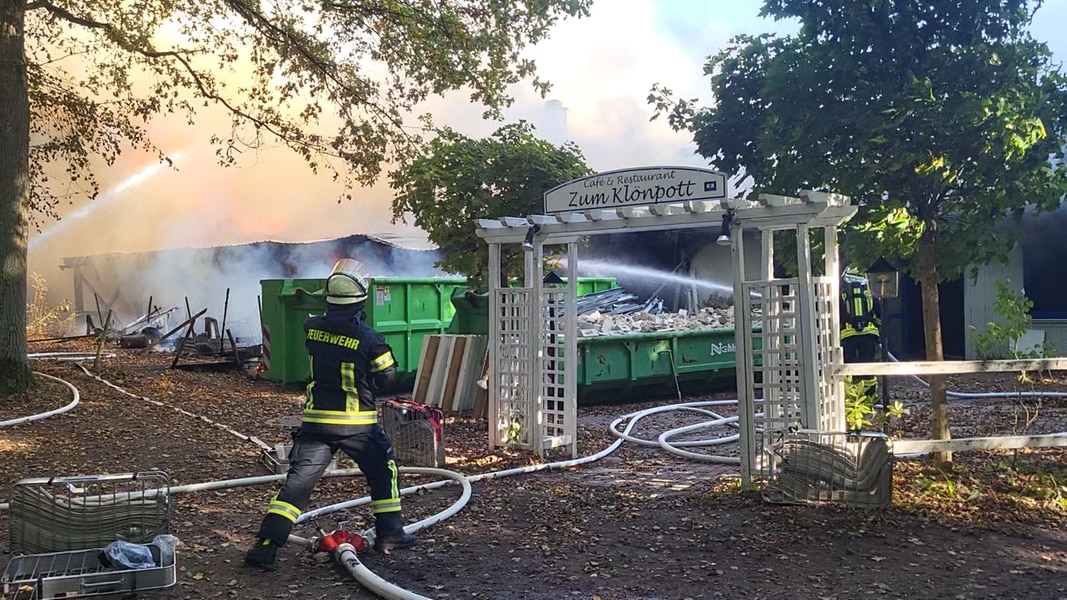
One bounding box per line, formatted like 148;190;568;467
0;372;80;428
73;362;273;452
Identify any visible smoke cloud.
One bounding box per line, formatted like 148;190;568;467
69;237;445;342
25;0;748;325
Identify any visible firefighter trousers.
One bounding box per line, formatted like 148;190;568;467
255;426;401;546
841;333;880;401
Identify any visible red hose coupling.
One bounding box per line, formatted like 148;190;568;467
315;530;366;554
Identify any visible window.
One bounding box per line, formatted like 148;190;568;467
1021;210;1067;319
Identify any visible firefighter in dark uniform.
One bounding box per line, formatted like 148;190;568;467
840;271;881;404
245;259;417;570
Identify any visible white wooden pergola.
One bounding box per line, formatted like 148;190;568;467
474;167;857;486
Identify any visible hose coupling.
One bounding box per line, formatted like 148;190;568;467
314;529;366;554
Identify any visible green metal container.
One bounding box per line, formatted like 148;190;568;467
503;276;618;296
260;276;467;385
445;289;490;336
446;277;619;336
576;328;745;396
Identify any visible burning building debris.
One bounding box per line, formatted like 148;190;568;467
58;233;444;345
563;284;748;337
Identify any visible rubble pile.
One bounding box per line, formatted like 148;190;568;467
555;284;758;337
570;288;665;317
576;306;739;337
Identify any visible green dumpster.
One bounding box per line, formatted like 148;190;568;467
260;276;467;385
506;276;618;296
576;328;744;396
446;277;619;336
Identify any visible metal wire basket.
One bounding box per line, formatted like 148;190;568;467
380;400;446;468
8;472;172;555
761;430;894;508
3;472;176;599
2;544;177;599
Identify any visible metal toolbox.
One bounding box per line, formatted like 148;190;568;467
2;544;176;599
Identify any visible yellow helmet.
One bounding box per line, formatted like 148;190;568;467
326;259;369;305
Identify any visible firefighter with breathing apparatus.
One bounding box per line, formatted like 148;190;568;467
840;270;881;409
245;259;417;570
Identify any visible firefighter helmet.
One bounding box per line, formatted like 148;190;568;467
842;266;866;285
326;259;369;305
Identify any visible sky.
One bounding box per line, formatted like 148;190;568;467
26;0;1067;273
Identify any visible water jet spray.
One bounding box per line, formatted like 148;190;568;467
29;150;190;252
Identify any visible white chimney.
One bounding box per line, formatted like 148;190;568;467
542;99;569;144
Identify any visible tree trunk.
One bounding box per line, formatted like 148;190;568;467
0;0;33;397
916;226;951;465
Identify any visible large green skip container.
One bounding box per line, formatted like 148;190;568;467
576;328;747;396
260;277;467;385
444;278;759;398
446;277;619;336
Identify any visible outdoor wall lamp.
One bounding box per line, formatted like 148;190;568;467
716;209;735;246
521;225;542;252
865;258;900;300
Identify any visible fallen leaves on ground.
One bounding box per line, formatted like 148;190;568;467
0;345;1064;600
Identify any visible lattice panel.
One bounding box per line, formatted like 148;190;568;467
495;288;534;449
747;280;803;441
539;289;573;452
742;278;847;477
813;278;845;432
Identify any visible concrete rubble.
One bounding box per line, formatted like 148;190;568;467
576;306;744;337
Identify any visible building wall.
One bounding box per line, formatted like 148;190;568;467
964;243;1067;358
964;245;1023;359
1037;321;1067;354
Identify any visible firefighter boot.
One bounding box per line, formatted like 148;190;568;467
244;538;279;571
373;512;418;553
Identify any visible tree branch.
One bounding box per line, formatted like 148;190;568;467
222;0;416;146
31;0;329;158
34;0;192;59
34;0;414;175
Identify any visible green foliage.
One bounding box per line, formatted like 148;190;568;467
19;0;591;224
770;229;826;277
843;376;908;432
25;273;72;340
650;0;1067;283
971;280;1057;359
389;122;593;289
843;377;878;431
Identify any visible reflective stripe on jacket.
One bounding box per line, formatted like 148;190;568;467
840;280;880;337
302;312;397;435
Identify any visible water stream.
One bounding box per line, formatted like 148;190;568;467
30;150;189;251
573;258;735;295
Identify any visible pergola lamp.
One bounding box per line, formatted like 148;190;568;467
865;258;899;300
716;210;734;246
521;225;541;252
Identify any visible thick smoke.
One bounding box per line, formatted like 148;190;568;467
66;236;445;343
27;0;710;327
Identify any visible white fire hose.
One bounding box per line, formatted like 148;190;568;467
0;372;80;428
